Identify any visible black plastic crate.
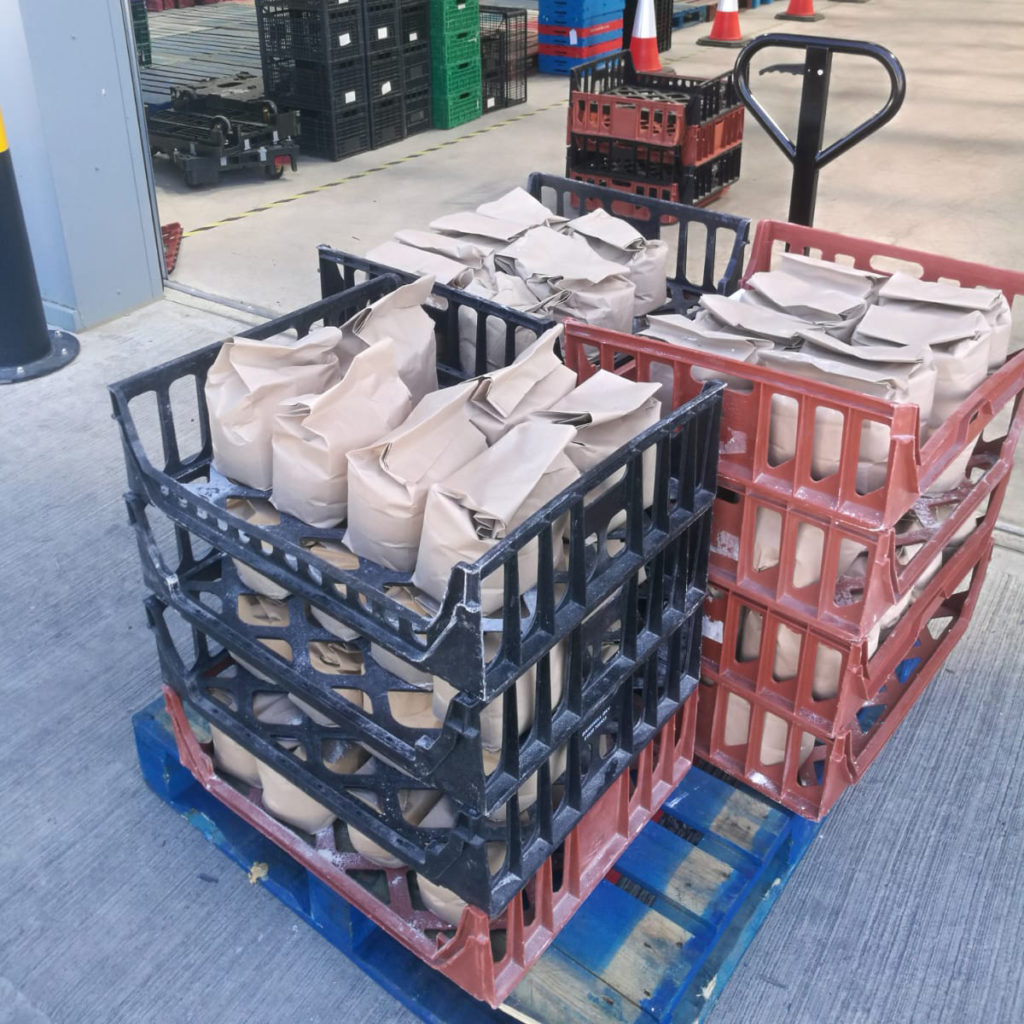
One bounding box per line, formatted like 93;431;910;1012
256;0;366;65
293;104;371;160
682;143;742;205
479;6;527;110
110;274;720;706
278;57;368;112
570;51;739;128
402;42;431;92
568;132;682;186
366;49;403;100
146;580;703;917
404;86;432;135
362;0;401;53
370;92;407;147
399;0;430;47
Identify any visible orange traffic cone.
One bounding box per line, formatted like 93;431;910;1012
776;0;824;21
697;0;748;48
629;0;661;73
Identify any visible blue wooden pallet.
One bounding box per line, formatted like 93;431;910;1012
134;698;819;1023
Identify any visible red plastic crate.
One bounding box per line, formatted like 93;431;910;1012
706;456;1012;636
567;164;732;213
538;17;623;42
701;507;998;737
563;315;1024;534
538;37;621;59
696;531;993;819
163;687;696;1008
682;106;745;165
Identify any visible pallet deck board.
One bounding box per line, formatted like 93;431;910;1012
134;696;819;1023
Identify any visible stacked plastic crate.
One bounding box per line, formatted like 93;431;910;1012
430;0;483;129
255;0;431;161
566;51;743;207
111;265;722;1005
479;5;528;112
560;217;1024;819
538;0;624;75
131;0;153;66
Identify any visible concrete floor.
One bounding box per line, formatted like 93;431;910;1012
2;0;1024;1021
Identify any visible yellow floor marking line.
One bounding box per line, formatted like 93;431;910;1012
183;100;567;237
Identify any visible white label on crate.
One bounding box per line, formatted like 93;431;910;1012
701;617;724;643
243;138;251;151
377;26;389;39
569;29;578;44
486;97;495;108
338;32;351;46
382;81;392;95
220;156;228;166
409;30;418;41
345;90;357;104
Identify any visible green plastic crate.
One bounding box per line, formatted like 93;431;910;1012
429;29;480;64
432;89;482;129
429;0;480;36
432;58;482;98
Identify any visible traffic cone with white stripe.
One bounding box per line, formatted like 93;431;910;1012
776;0;824;21
697;0;748;48
629;0;661;73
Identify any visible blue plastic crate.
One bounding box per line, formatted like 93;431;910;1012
538;24;623;46
133;696;819;1023
539;0;625;27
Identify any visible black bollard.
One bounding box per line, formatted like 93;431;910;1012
0;107;80;384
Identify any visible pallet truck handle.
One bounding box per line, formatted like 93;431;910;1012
733;33;906;226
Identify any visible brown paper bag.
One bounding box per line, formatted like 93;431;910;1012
366;585;435;687
303;539;361;641
458;274;565;376
209;692;298;786
640;313;772;413
852;305;990;431
465;328;578;444
287;641;366;726
878;271;1011;369
412;421;578;612
475;186;567;229
231;593;294;683
347;762;443;867
345;381;488;571
364;240;475;288
741;270;869;339
432;638;566;749
335;275;438;405
428;210;532;243
206;328;343;489
392;228;491;269
723;691;814;767
567;208;670;316
758;333;937;492
257;744;336;833
696;293;816;347
775;252;884;300
225;498;291;599
534;369;662;507
750;509;866;590
271;340;414;527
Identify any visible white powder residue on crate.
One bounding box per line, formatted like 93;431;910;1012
702;617;724;643
711;530;740;562
720;428;748;455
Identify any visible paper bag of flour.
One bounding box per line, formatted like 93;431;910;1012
345;381;488;571
287;641;366;726
303;539;361;640
412;421;579;612
369;585;436;688
496;225;636;333
758;333;937;492
567;208;669;315
466;327;577;443
695;293;817;347
271;340;413;527
749;508;866;590
476;186;567;229
723;691;815;768
209;692;298;786
878;271;1012;369
458;274;562;376
348;763;442;867
775;251;885;301
432;637;566;749
226;497;291;599
641;312;772;413
365;240;474;288
428;210;533;244
335;275;438;404
535;370;662;507
852;304;990;430
257;743;336;833
392;229;491;269
206;328;343;489
741;270;870;339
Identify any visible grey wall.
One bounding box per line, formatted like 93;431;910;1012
1;0;163;331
